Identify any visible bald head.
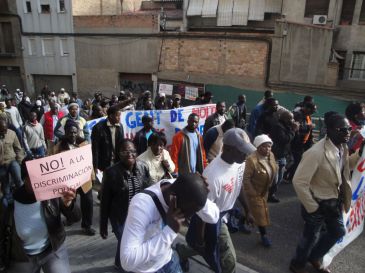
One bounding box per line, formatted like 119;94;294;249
170;173;209;218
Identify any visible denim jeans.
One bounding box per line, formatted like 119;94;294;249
291;204;346;268
30;146;46;158
0;160;23;203
110;220;124;268
155;251;183;273
14;127;23;145
9;243;71;273
269;157;286;197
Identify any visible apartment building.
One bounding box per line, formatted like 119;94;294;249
16;0;76;96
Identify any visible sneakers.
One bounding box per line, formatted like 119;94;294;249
175;243;190;272
261;235;272;247
82;227;96;236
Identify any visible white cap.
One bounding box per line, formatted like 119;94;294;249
16;89;20;92
60;88;65;92
160;92;166;97
36;100;42;106
253;134;273;148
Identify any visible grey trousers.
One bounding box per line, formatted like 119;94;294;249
9;243;71;273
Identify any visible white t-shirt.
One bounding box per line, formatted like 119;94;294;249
120;179;219;273
203;154;245;212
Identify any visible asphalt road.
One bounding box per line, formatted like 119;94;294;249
232;183;365;273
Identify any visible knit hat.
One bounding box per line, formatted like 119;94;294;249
253;134;273;148
223;128;256;154
68;102;79;109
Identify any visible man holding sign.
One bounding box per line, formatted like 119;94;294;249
290;113;361;273
6;159;80;273
54;120;95;236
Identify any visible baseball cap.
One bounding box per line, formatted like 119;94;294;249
173;94;181;100
223;128;256;154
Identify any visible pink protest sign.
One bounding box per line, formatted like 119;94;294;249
25;144;93;201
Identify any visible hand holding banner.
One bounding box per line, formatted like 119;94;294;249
25;144;93;201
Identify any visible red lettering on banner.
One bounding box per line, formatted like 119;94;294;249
357;159;365;172
191;106;216;119
347;192;365;232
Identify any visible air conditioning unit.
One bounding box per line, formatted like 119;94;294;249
313;15;327;25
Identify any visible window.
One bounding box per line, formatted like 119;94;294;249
60;39;69;56
360;1;365;24
25;1;32;12
41;38;54;56
0;22;15;53
340;0;356;25
58;0;65;12
40;4;50;13
350;53;365;80
304;0;330;17
28;38;36;56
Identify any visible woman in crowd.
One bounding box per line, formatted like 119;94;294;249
99;139;152;270
53;119;95;236
6;159;80;273
137;132;175;183
243;134;277;247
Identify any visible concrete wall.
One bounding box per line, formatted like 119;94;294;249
75;37;160;96
270;21;334;86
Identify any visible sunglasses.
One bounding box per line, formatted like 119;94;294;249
335;127;352;133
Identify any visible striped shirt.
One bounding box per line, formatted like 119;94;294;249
127;175;141;203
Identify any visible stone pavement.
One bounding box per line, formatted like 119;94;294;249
65;191;257;273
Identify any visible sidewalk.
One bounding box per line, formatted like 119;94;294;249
66;192;257;273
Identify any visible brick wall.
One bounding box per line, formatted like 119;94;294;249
159;39;268;80
74;14;158;29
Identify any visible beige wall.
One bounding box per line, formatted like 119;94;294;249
270;21;335;86
72;0;144;15
75;35;269;97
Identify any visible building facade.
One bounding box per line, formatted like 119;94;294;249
0;0;25;93
16;0;76;96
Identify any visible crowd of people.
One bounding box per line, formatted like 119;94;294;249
0;84;364;273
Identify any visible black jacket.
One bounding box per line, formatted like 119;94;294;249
18;101;33;123
255;112;278;137
7;186;81;262
203;113;224;135
271;121;295;159
91;119;124;171
99;161;152;234
133;128;157;155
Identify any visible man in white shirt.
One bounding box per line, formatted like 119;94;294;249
178;128;256;273
120;173;219;273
